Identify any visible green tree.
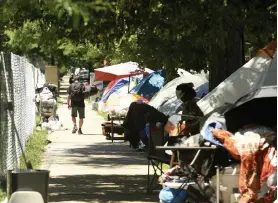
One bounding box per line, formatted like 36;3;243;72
115;0;276;87
0;0;276;88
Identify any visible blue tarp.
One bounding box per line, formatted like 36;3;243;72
130;70;165;100
100;78;129;102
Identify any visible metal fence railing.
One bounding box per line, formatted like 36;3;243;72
0;52;45;179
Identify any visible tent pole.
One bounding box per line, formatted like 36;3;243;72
128;75;131;93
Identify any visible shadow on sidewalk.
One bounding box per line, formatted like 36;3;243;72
49;174;158;202
65;142;148;166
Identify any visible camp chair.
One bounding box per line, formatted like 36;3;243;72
146;123;178;193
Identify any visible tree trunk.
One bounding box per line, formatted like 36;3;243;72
209;24;245;91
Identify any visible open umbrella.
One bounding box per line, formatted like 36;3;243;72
224;86;277;133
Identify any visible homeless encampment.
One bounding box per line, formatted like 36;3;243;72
122;73;209;149
158;41;277;203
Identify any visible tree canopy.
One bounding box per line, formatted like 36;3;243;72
0;0;276;88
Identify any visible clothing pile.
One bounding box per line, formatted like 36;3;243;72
210;125;277;203
158;124;277;203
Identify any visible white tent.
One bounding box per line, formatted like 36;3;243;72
148;74;208;116
198;49;277;116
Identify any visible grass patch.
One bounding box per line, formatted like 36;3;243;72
57;96;62;107
20;129;48;169
94;110;107;120
36;114;41;126
0;129;48;202
0;179;6;202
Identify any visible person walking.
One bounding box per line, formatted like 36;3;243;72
67;75;85;134
69;73;74;84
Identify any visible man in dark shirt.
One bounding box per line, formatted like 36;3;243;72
69;73;74;84
67;76;85;134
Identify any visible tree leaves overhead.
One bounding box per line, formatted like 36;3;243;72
0;0;276;85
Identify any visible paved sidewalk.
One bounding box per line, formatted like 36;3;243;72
42;102;158;202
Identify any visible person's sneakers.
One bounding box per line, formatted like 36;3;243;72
78;128;83;135
72;125;77;134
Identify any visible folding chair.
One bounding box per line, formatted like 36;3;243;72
169;147;219;203
146;123;177;193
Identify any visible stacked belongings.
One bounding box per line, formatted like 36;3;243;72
211;126;277;203
209;85;277;203
157;42;277;203
101;119;125;140
37;83;57;122
158;131;238;203
158;86;277;203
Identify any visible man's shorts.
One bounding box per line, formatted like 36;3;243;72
71;107;85;119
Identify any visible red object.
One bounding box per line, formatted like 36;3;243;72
94;62;153;81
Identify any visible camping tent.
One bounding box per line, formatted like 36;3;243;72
130;70;165;100
103;79;119;96
106;93;148;113
148;74;209;116
100;79;139;112
197;41;277;116
100;78;129;103
94;62;153;81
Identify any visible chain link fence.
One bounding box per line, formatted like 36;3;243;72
0;52;45;179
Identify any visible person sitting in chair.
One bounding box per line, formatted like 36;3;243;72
176;82;204;137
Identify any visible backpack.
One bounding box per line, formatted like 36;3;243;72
70;81;84;102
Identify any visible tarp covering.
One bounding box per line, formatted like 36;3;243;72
197;41;277;116
130;69;165;100
94;62;153;81
148;74;208;116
